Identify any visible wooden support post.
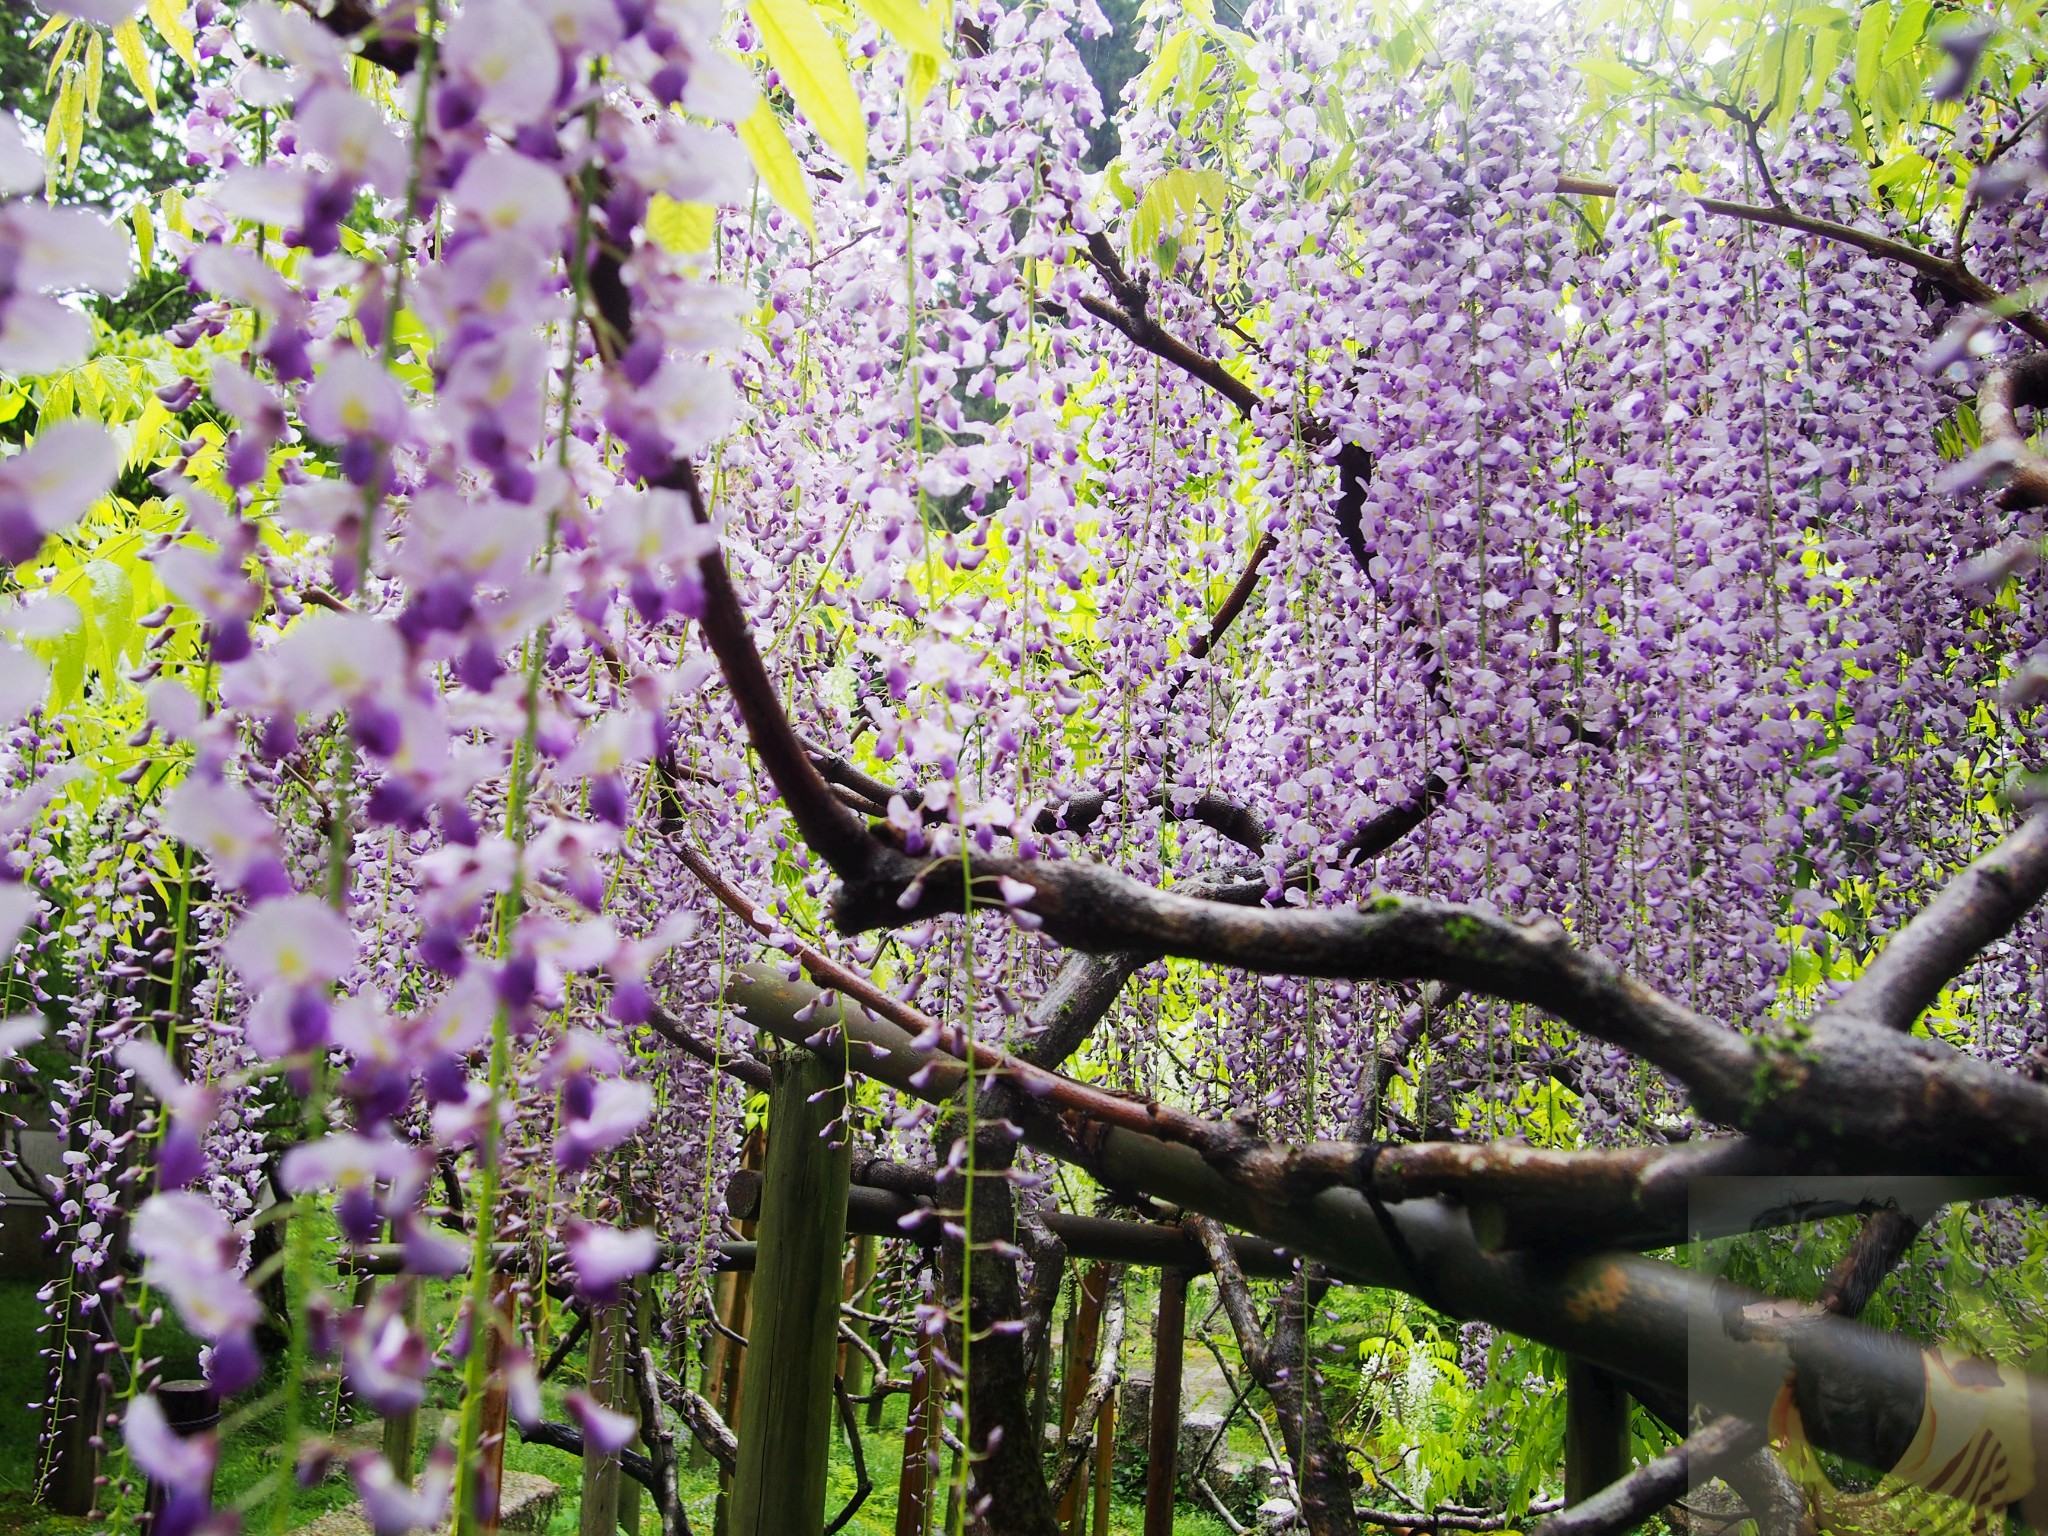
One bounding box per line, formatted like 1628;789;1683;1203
40;1303;107;1517
138;1380;216;1534
845;1234;877;1399
728;1047;852;1536
894;1331;934;1536
1089;1387;1116;1536
1564;1357;1633;1503
1143;1269;1189;1536
381;1283;424;1485
621;1277;648;1536
580;1302;624;1536
1058;1262;1109;1532
476;1270;515;1536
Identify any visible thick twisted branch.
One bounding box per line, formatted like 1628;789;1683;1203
1975;361;2048;510
1837;812;2048;1032
1554;176;2048;348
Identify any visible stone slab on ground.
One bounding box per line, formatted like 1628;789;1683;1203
292;1470;559;1536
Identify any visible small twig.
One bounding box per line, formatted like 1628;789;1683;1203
538;1304;590;1381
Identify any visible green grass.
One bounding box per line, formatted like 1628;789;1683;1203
0;1279;1243;1534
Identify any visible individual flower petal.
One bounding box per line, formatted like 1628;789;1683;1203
165;775;290;893
451;147;572;241
0;420;122;565
189;242;302;319
566;1391;640;1454
295;86;411;196
0;117;41;196
557;1077;653;1172
565;1219;657;1303
123;1392;216;1492
224;894;359;988
0;884;40;949
0;1014;43;1063
443;0;562;125
352;1447;452;1536
269;610;409;716
0;293;94;375
0;203;132;294
303;350;409;445
44;0;143;21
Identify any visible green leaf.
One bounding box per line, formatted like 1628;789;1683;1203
1574;55;1640;92
83;30;104;126
646;194;717;252
1882;0;1928;66
747;0;868;178
146;0;198;73
848;0;946;59
1128;167;1228;265
906;47;940;110
1853;1;1890;99
112;18;157;115
43;624;86;716
739;98;817;234
60;67;87;181
131;201;154;270
79;557;136;679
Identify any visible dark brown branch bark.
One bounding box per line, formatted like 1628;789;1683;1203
515;1419;661;1498
629;1313;686;1536
644;999;773;1092
1975;362;2048;509
1038;788;1268;852
538;1304;590;1382
1186;529;1279;664
1353;1502;1563;1532
1075;231;1265;421
1021;951;1146;1070
658;1370;739;1479
1838;812;2048;1031
1553;175;2048;348
932;1092;1061;1536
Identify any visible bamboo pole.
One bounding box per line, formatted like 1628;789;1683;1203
844;1234;877;1397
1090;1388;1116;1536
382;1283;424;1486
1143;1270;1189;1536
621;1276;647;1536
727;1047;853;1536
476;1270;515;1535
1057;1262;1110;1531
895;1331;934;1536
581;1303;624;1536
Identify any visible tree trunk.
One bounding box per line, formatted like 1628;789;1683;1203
932;1090;1061;1536
1264;1274;1360;1536
581;1302;624;1536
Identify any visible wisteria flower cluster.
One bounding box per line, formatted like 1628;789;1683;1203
0;0;2043;1528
